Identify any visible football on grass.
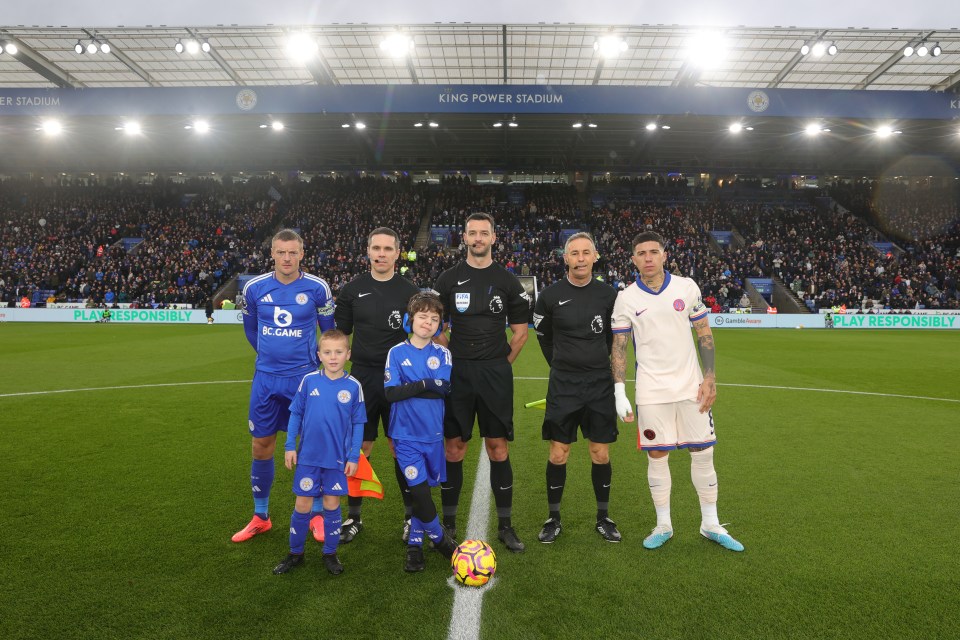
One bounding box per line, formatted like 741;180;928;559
451;539;496;586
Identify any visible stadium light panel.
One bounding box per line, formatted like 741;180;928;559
41;120;62;136
380;33;414;58
594;35;628;58
285;32;318;63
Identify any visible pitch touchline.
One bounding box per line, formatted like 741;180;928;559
514;377;960;404
2;378;957;405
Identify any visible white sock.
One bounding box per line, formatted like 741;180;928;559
690;448;720;528
647;453;672;529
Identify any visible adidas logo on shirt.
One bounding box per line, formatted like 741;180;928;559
260;294;274;303
331;483;343;491
310;388;320;396
401;359;413;367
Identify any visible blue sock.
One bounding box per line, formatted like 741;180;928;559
423;516;446;543
251;458;274;518
409;517;425;548
322;507;342;555
311;498;323;517
289;510;310;555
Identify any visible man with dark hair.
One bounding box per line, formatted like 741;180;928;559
533;232;621;544
434;212;530;552
334;227;420;543
611;230;743;552
232;228;336;543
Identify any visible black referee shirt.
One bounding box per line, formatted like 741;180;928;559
533;276;617;372
434;261;529;361
335;272;421;368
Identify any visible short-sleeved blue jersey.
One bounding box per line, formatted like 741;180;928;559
241;272;335;376
286;370;365;469
385;340;452;443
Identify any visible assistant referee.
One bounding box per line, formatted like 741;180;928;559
434;212;529;553
335;227;420;543
533;232;621;544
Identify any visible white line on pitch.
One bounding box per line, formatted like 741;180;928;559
514;377;959;404
446;442;494;640
0;380;251;398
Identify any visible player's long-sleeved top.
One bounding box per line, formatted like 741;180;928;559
434;262;529;361
285;370;365;469
385;340;452;443
534;277;617;372
610;272;709;405
334;272;420;368
241;272;335;376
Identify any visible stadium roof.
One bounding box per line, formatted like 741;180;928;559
1;24;960;92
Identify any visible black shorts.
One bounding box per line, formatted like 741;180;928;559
444;358;514;442
350;364;391;442
542;369;618;445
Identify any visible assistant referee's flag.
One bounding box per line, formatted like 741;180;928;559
347;452;384;499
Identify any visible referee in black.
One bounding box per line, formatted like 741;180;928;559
334;226;420;543
434;212;529;552
532;232;621;544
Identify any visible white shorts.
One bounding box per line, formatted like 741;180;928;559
635;400;716;451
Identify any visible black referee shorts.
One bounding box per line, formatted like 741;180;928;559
542;368;618;445
444;358;514;443
350;363;391;441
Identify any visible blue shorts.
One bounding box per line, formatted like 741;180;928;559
394;439;446;488
292;464;348;497
247;371;303;438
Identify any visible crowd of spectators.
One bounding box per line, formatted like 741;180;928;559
3;175;957;312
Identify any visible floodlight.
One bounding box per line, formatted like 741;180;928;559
185;40;200;55
74;40;84;54
3;42;18;55
660;125;671;130
100;42;110;54
645;122;657;131
917;44;928;57
380;33;414;58
286;32;318;62
932;43;942;56
876;125;893;138
587;122;598;128
41;120;62;136
271;121;284;131
686;32;728;68
174;40;184;54
903;45;914;57
201;40;211;53
414;122;423;127
123;122;141;135
800;44;810;56
594;35;628;58
507;121;518;128
86;41;97;54
354;122;367;130
341;123;351;128
428;121;439;128
492;122;503;128
259;124;268;129
572;122;583;129
811;42;826;57
805;124;821;135
827;43;838;56
729;123;743;133
193;120;210;134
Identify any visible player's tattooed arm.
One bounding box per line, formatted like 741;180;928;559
692;317;715;376
611;332;629;383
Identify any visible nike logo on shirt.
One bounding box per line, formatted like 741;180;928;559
558;299;572;305
636;309;648;316
358;292;372;297
457;279;470;285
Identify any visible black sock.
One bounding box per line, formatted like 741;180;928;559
347;495;362;519
490;457;513;529
441;459;463;528
546;461;566;520
592;461;612;520
393;457;413;514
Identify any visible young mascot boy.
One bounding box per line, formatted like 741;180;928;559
384;292;460;572
273;329;366;576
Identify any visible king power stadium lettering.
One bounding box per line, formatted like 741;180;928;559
834;314;957;328
73;309;193;322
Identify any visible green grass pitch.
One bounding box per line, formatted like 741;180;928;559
1;323;957;639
